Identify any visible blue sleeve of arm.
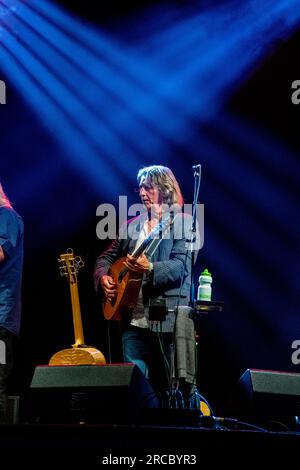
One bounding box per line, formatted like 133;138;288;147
0;209;21;259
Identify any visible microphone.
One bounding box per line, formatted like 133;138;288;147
192;164;201;174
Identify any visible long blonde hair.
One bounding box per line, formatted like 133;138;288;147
0;182;12;208
137;165;184;207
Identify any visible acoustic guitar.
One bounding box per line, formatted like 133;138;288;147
49;248;106;365
103;217;172;321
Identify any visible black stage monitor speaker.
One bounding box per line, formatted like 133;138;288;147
29;364;159;424
228;369;300;430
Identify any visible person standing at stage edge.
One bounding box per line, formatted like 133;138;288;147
94;165;195;396
0;181;24;424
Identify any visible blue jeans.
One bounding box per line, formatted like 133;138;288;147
122;326;174;393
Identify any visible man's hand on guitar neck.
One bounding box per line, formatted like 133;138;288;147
100;275;117;302
124;253;153;274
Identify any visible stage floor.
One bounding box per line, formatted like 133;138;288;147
0;422;299;466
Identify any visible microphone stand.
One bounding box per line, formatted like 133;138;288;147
162;165;202;413
189;165;202;306
186;165;203;416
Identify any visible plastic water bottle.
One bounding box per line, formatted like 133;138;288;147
197;268;212;301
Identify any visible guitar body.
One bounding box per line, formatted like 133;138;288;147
49;347;106;365
103;257;143;321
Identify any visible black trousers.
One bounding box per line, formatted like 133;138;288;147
0;327;16;423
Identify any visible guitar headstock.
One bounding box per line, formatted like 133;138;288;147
58;248;84;281
150;215;173;239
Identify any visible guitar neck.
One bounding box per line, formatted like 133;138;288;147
131;235;152;259
69;276;85;346
131;216;172;259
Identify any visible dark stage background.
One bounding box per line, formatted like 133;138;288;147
0;0;300;417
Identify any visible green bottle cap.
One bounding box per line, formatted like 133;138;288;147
201;268;211;276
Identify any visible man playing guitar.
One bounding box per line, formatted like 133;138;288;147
94;165;194;395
